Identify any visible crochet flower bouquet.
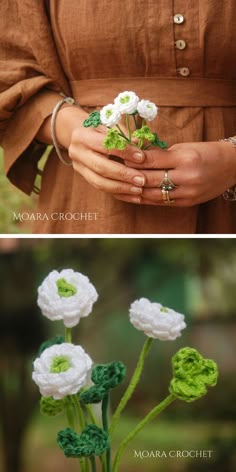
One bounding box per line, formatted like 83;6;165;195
83;91;167;151
32;269;218;472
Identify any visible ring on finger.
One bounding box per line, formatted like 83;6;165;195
162;188;175;204
159;170;177;191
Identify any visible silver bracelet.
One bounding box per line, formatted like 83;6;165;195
51;96;76;166
220;136;236;201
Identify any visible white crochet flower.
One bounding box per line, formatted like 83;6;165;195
32;343;92;399
137;99;158;121
37;269;98;328
100;104;121;127
129;298;186;340
114;91;139;114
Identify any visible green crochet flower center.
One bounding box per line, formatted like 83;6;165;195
120;95;130;104
50;355;71;373
160;306;169;313
105;109;113;118
56;278;77;298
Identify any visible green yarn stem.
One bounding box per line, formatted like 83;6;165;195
65;399;75;430
109;337;153;436
65;327;72;343
143;143;152;150
78;458;86;472
89;456;97;472
73;395;86;431
85;404;97;425
125;114;131;141
65;400;86;472
113;394;175;472
132;114;138;130
115;124;130;142
102;394;111;472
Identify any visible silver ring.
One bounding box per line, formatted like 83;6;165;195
158;170;176;191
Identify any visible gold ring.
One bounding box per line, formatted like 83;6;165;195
159;170;176;191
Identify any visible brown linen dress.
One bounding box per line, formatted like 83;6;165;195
0;0;236;234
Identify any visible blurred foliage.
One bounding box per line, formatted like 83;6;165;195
0;149;36;233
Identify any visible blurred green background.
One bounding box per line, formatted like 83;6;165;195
0;238;235;472
0;148;41;234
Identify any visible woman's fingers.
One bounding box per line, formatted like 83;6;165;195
70;148;146;187
124;148;177;169
72;161;144;195
141;169;181;187
71;126;146;164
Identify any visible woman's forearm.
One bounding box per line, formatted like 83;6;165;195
36;105;89;148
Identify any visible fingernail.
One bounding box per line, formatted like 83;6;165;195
133;196;141;204
133;152;144;162
133;176;145;186
131;186;143;194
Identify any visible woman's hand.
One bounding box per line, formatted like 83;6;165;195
38;104;146;200
114;141;236;206
59;106;147;199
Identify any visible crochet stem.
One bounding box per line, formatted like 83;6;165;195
109;337;153;436
90;456;97;472
65;398;75;430
65;327;72;343
113;394;175;472
85;404;97;425
115;124;130;142
102;393;111;472
132;114;138;130
73;395;86;431
126;114;132;141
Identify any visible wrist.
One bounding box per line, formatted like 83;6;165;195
55;105;89;149
218;140;236;184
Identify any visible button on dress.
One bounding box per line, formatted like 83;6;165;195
0;0;236;234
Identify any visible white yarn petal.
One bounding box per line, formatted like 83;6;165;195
114;91;139;114
137;100;158;121
32;343;92;399
129;298;186;340
37;269;98;327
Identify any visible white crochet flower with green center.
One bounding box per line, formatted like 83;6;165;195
37;269;98;328
129;298;186;340
32;343;92;399
114;91;139;114
137;99;158;121
100;104;121;127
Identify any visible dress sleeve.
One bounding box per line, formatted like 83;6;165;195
0;0;70;194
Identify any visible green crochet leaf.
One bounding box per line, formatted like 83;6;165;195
103;129;127;150
80;384;107;404
91;361;126;389
133;126;155;141
169;347;218;402
57;425;109;458
83;111;101;128
40;396;65;417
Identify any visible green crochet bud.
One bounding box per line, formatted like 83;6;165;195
80;384;107;404
91;361;126;389
38;335;65;356
40;396;65;417
169;347;218;402
57;425;109;458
